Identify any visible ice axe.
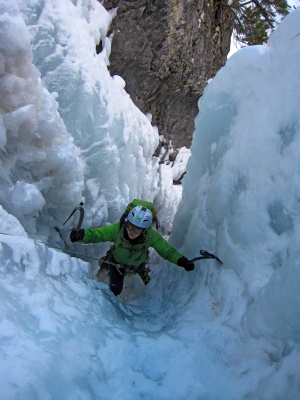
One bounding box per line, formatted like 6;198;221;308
63;201;85;230
54;202;85;246
191;250;223;265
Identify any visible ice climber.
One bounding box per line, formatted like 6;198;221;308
70;205;194;296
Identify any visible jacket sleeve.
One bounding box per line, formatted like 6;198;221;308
150;228;183;265
82;222;119;244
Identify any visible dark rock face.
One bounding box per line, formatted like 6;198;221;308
102;0;233;149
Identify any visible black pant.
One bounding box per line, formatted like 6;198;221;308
99;250;150;296
109;264;150;296
109;265;126;296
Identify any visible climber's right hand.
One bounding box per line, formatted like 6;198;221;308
177;256;194;272
70;229;85;242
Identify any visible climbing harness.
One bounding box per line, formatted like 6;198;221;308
99;256;123;275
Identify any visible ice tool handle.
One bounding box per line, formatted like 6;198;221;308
63;202;84;230
191;250;223;265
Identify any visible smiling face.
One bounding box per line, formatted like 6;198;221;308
126;222;143;239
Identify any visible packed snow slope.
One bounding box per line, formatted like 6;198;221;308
0;1;300;399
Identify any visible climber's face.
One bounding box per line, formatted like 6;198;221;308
126;222;143;239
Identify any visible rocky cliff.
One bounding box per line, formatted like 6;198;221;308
101;0;233;150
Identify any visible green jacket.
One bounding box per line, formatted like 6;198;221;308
83;222;183;268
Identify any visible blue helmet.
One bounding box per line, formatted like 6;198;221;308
127;206;152;229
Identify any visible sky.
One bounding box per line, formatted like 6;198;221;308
289;0;300;9
0;1;300;399
228;0;300;58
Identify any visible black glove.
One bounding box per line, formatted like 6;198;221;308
70;229;85;242
177;256;194;272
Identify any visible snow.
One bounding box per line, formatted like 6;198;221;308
0;0;300;399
